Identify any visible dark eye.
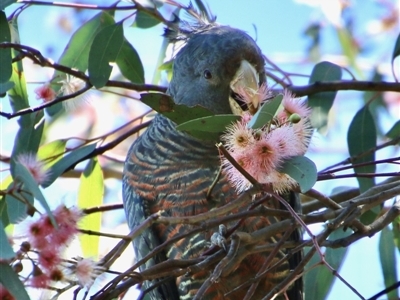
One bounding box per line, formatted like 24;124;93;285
203;70;212;79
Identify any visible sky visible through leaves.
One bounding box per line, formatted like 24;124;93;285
2;1;400;299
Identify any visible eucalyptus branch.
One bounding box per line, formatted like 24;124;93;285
321;136;400;173
82;203;123;215
3;43;88;79
0;84;92;119
244;228;295;300
86;194;298;299
368;281;400;300
216;143;260;187
2;41;400;122
62;120;152;173
15;0;135;10
319;171;400;181
99;212;161;271
264;55;293;85
71;109;151;145
305;188;343;210
99;188;399;298
263;229;330;300
302;177;400;214
0;43;166;119
302;187;360;214
325;201;400;248
78;229;129;240
131;0;173;26
287;80;400;96
157;186;259;225
105;80;167;92
319;156;400;176
304;189;367;233
93;176;400;299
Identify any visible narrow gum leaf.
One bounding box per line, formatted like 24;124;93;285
307;61;342;132
78;158;104;258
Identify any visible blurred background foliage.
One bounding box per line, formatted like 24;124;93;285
0;0;400;299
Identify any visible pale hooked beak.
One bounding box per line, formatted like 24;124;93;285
229;60;260;115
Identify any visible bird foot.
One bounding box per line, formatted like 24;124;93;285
210;224;228;251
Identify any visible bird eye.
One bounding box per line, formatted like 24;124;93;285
203;70;212;79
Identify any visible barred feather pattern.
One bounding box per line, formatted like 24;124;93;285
122;114;302;300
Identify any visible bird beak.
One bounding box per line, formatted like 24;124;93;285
229;60;260;115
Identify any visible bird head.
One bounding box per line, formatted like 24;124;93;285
168;26;266;115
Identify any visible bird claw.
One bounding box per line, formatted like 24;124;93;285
210;224;228;251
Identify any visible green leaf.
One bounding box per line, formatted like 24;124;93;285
386;120;400;141
305;229;349;300
279;156;317;193
393;215;400;254
0;176;13;227
78;158;104;258
379;226;399;300
347;105;376;193
0;11;12;83
158;59;174;82
37;139;67;168
10;112;45;178
14;162;56;226
5;193;27;224
116;39;144;84
48;11;115;116
391;33;400;80
363;71;386;137
0;263;30;300
133;10;161;29
0;0;17;10
42;143;97;188
56;12;115;75
159;59;173;71
0;221;15;259
142;294;152;300
307;61;342;132
12;113;44;155
181;130;221;141
247;94;283;129
176;114;240;141
0;176;13;191
5;181;33;224
177;115;240;133
0;198;10;228
141;93;214;125
0;81;14;93
8;48;29;121
89;23;124;88
150;4;178;85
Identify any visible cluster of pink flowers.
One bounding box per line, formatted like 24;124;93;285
3;207;93;292
25;205;83;288
15;154;102;290
17;153;49;185
34;84;56;103
22;205;103;289
222;89;313;193
70;257;104;288
34;74;88;111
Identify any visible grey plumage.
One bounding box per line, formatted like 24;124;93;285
123;25;303;300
